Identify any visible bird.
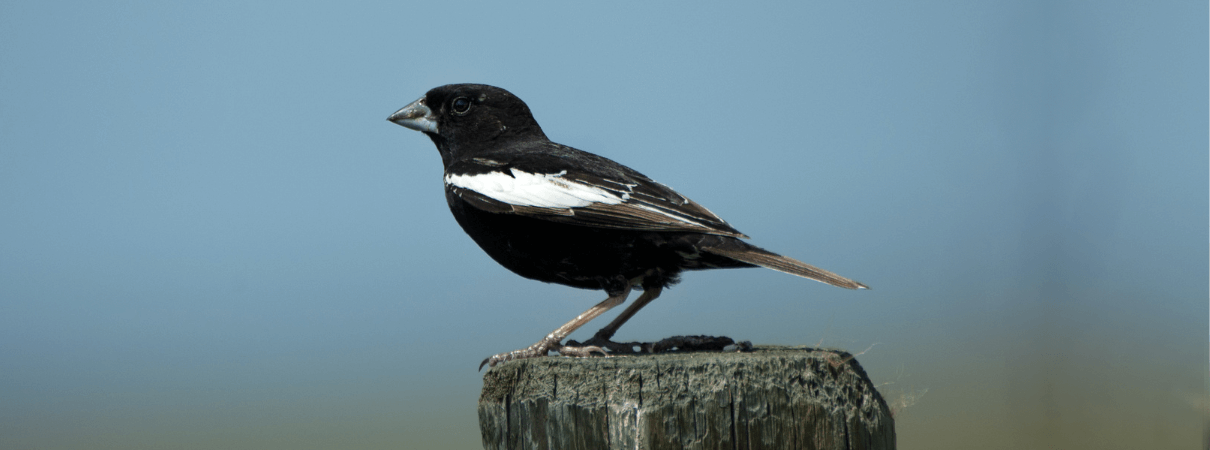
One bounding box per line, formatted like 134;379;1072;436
387;84;867;369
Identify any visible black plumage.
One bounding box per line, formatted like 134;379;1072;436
388;84;867;369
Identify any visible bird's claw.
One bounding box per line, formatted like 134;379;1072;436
479;338;611;370
567;330;652;355
552;344;608;358
479;340;553;370
567;336;649;354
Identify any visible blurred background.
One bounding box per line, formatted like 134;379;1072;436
1;2;1205;449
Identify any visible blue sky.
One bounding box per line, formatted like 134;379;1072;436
1;2;1205;449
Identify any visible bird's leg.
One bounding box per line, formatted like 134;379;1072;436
580;286;663;354
480;285;631;370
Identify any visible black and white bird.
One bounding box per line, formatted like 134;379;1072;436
387;84;867;369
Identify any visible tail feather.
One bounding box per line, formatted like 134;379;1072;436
701;246;868;290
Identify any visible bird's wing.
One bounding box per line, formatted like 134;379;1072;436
444;155;749;238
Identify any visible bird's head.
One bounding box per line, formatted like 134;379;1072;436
388;84;546;165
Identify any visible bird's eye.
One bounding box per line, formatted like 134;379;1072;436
451;97;472;115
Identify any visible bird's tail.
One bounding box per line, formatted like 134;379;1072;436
701;241;868;290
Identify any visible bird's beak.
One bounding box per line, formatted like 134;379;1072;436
388;96;439;134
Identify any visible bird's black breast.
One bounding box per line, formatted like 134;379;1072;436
444;186;753;294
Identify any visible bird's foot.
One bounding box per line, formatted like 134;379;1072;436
567;334;743;355
552;343;609;358
480;337;557;370
567;331;653;355
479;337;609;370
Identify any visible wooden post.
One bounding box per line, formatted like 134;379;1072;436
479;345;895;450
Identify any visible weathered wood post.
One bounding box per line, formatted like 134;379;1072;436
479;345;895;449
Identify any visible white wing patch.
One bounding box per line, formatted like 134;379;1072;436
445;168;626;208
